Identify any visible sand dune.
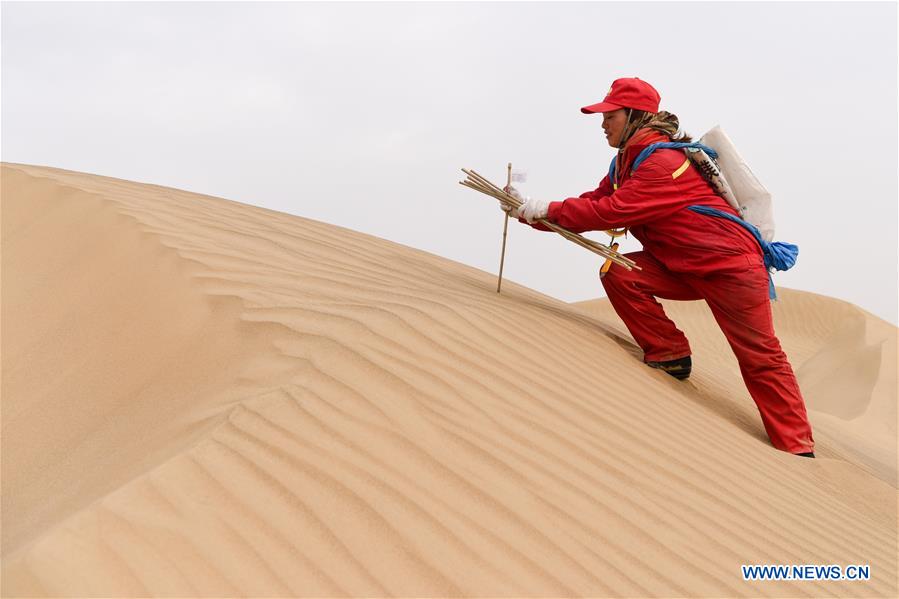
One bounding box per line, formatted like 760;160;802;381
2;163;896;597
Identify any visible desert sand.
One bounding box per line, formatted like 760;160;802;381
2;162;896;597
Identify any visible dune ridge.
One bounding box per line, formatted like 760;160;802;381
2;163;896;597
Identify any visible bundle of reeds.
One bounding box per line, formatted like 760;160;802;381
459;168;639;271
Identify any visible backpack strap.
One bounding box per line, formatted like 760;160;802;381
608;141;719;185
632;142;719;173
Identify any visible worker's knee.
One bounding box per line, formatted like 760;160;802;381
742;347;790;372
601;263;636;292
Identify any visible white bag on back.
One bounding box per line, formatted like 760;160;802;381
699;125;776;242
684;146;741;215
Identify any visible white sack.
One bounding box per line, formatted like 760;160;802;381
700;125;776;242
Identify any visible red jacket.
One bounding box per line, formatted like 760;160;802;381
531;128;762;275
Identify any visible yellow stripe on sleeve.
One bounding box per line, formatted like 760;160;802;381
672;159;691;179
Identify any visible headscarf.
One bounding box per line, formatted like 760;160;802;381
619;110;689;147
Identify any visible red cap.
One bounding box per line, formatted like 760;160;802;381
581;77;661;114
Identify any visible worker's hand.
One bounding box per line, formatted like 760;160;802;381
500;201;521;219
504;185;524;200
501;185;523;219
519;197;550;223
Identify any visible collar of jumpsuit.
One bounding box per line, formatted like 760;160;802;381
612;127;669;188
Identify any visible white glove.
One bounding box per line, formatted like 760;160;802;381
501;202;521;219
519;197;549;223
504;185;524;200
501;185;523;219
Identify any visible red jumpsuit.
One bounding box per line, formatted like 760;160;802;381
528;128;815;454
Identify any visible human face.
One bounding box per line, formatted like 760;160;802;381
602;109;628;148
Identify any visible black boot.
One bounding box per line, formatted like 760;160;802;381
645;355;692;380
796;452;816;458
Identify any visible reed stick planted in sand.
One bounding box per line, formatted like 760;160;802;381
496;163;512;293
460;169;640;270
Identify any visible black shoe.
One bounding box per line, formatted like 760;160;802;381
645;356;692;380
796;452;816;458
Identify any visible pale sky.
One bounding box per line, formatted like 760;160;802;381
3;1;897;324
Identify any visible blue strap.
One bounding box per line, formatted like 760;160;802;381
609;141;718;186
632;142;719;173
688;205;798;300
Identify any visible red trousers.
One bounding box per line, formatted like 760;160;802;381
602;251;815;454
